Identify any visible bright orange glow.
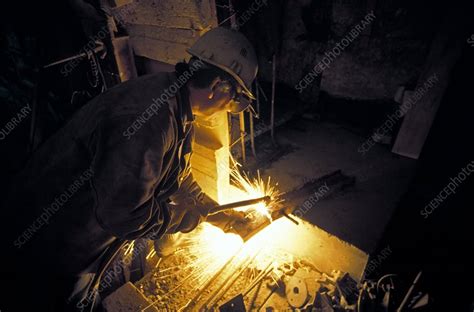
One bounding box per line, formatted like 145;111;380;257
185;217;302;282
179;223;242;284
225;158;282;221
157;159;296;294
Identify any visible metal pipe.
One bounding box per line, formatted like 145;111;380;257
208;196;271;215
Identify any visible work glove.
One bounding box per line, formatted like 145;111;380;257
165;197;207;234
165;193;247;235
204;210;247;234
154;233;185;257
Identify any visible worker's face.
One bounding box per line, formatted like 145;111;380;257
190;78;241;117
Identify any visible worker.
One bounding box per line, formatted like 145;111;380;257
0;27;258;311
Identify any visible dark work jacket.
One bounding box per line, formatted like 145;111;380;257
2;72;204;277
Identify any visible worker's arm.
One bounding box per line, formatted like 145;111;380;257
90;112;173;240
169;164;246;234
166;156;215;233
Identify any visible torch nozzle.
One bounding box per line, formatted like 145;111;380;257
208;196;271;215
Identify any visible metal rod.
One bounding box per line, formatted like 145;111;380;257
230;132;247;148
256;79;261;115
43;44;105;68
243;262;273;297
397;271;422;312
270;54;276;144
228;0;237;29
180;246;244;311
205;251;258;309
28;69;39;154
258;82;268;102
239;111;246;164
208;196;271;215
257;285;277;311
282;212;299;225
248;276;263;311
218;12;237;27
249;107;257;159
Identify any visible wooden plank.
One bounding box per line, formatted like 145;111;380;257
391;9;466;159
113;0;215;30
112;36;138;82
130;36;190;63
116;0;218;64
127;24;198;45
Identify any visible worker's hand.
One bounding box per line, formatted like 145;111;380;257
154;233;185;257
205;210;247;234
166;198;206;234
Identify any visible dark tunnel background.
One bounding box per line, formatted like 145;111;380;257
369;41;474;311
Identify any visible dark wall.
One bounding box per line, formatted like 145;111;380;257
237;0;444;102
0;0;117;199
369;34;474;311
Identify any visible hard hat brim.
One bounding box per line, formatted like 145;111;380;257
186;49;256;100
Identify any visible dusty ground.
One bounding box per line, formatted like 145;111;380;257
136;241;325;311
247;120;416;253
130;220;366;312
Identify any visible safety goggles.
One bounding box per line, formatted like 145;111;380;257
228;83;257;116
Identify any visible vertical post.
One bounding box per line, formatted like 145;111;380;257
270;54;276;144
239;111;246;164
228;0;237;29
28;70;39;154
249;81;258;158
256;79;261;115
249;109;257;159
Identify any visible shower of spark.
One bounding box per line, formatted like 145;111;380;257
228;157;283;220
184;223;244;283
171;164;286;284
173;220;295;290
149;163;283;287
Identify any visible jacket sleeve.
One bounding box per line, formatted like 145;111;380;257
171;153;217;217
90;113;173;239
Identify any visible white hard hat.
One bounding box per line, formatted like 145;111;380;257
187;27;258;101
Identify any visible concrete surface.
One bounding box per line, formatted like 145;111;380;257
258;120;416;254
